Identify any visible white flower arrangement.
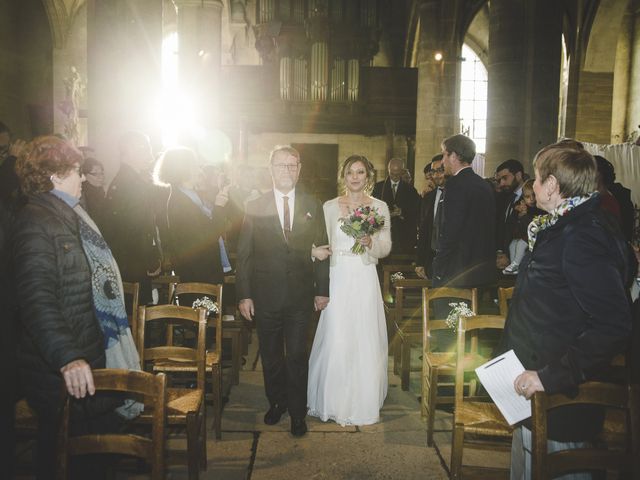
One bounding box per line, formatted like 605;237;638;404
192;296;220;316
445;301;474;332
390;272;405;283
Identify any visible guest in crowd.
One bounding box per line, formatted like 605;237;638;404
372;157;420;255
594;154;634;241
416;154;445;279
503;143;633;479
13;136;141;479
0;121;26;208
102;131;161;304
494;159;526;269
502;179;544;275
420;162;436;197
153;147;230;284
81;157;106;228
432;134;495;288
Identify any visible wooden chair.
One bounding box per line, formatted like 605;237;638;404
391;279;431;390
531;382;640;480
122;281;140;345
152;274;180;305
498;287;514;317
450;314;512;479
168;282;224;439
421;287;478;446
381;263;420;304
57;369;167;480
138;305;207;480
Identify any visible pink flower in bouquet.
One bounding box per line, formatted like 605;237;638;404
339;205;385;254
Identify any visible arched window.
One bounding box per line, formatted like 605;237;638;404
460;44;487;154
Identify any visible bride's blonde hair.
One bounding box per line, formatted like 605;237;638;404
338;155;376;194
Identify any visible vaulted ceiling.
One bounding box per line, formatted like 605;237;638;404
41;0;85;47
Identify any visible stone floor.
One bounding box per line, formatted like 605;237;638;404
15;332;510;479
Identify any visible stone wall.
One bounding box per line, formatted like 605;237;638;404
574;71;614;144
628;4;640;141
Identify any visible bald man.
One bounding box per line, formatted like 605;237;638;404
372;158;419;254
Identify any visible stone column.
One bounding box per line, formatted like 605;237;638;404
87;0;162;167
173;0;224;128
485;0;562;174
414;0;460;194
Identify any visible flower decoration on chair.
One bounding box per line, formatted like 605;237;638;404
390;272;405;283
445;302;474;332
339;205;385;255
192;296;220;317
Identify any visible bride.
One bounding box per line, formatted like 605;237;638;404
307;155;391;426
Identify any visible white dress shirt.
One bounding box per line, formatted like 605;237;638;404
274;188;296;233
433;187;443;218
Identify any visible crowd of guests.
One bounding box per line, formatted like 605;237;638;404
0;117;638;479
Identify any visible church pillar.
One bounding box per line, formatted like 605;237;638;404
87;0;162;167
414;0;460;194
485;0;562;174
173;0;224;128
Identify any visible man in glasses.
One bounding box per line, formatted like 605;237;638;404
416;154;446;279
236;145;330;438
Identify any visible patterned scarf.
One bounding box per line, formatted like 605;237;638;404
527;193;596;251
74;205;143;419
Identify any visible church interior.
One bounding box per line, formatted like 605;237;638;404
3;0;640;478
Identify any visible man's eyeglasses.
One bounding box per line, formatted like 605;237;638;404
272;163;299;172
432;167;445;174
87;170;105;177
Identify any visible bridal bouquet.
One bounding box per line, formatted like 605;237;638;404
340;205;385;255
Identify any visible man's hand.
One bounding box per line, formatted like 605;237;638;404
215;185;231;207
415;266;427;279
314;296;329;311
60;359;95;399
239;298;255;321
513;370;544;400
496;252;510;269
390;205;402;218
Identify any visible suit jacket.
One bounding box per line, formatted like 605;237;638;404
495;190;519;251
416;187;442;275
165;188;226;284
102;164;160;283
432;167;496;287
372;178;420;252
236;190;330;312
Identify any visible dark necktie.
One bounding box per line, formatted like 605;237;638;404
392;182;398;199
283;195;291;241
431;188;445;251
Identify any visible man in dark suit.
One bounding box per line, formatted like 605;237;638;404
101;131;161;304
432;134;495;288
372;157;420;254
494;159;525;269
236;145;330;437
416;154;445;279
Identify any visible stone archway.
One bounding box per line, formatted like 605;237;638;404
40;0;85;48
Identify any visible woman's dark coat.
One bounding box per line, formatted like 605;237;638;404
503;195;633;441
12;193;105;413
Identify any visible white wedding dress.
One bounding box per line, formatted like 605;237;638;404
307;200;389;426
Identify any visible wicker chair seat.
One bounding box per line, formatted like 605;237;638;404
456;401;513;437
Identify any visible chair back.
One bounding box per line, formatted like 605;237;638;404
382;264;421;304
453;314;506;411
152;274;180;305
498;287;514;317
172;282;223;357
57;369;167;480
137;305;207;390
393;279;431;328
122;281;140;344
531;382;640;479
422;287;478;352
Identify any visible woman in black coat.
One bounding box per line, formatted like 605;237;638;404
153;147;229;284
503;143;633;479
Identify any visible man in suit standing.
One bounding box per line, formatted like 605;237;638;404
416;154;445;279
101;131;161;304
432;134;495;288
372;157;420;254
494;159;525;269
236;145;330;437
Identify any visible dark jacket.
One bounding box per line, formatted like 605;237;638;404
416;187;442;276
609;182;634;242
432;167;496;287
165;187;226;284
12;193;105;412
80;182;106;231
102;164;160;303
372;178;420;254
503;196;633;440
236;190;330;311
